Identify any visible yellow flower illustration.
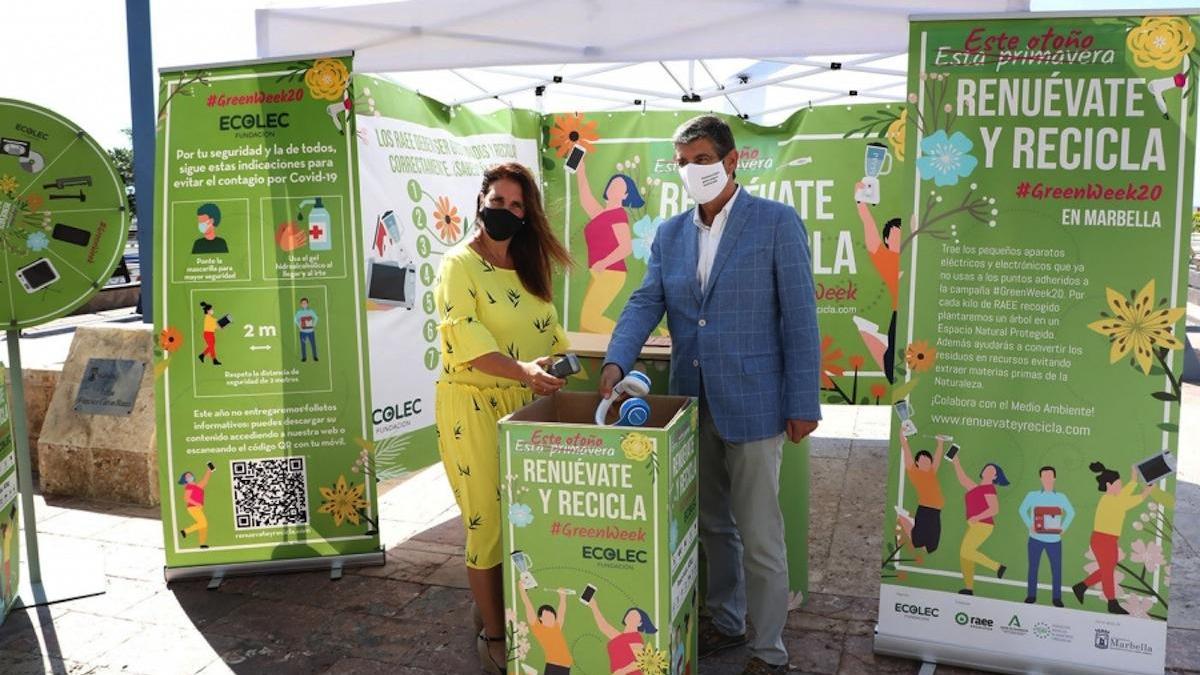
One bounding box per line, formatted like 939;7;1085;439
633;645;669;675
621;432;655;462
305;58;350;101
886;108;908;161
1088;279;1185;374
318;475;368;526
1128;17;1196;70
0;175;17;194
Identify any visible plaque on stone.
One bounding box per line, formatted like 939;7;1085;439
74;358;145;415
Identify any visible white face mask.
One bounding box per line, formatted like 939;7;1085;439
678;160;729;205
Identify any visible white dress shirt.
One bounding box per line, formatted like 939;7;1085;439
694;185;740;291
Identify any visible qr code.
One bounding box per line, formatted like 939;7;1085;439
231;457;309;529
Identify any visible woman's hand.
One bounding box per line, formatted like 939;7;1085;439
522;360;566;396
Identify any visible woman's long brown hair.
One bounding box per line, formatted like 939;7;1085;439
477;163;571;302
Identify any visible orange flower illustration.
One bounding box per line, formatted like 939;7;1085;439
905;340;937;373
24;194;43;212
870;383;888;400
159;326;183;353
848;354;866;370
820;335;845;388
549;113;598;158
433;196;462;243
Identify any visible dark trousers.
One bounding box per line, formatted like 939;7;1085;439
1027;538;1063;600
300;331;318;360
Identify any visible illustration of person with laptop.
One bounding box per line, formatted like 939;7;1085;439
295;297;319;363
1018;466;1075;607
197;301;227;366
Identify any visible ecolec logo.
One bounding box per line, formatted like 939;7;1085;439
894;603;939;619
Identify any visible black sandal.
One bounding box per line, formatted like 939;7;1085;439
476;631;506;674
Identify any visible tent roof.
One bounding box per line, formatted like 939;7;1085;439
257;0;1029;72
256;0;1029;122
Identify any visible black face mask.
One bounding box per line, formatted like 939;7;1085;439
480;207;525;242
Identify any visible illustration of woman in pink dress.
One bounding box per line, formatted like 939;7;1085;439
575;157;644;333
587;595;657;675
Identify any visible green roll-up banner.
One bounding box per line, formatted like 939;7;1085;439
876;13;1194;674
154;54;381;571
541;106;909;403
352;75;543;480
0;364;16;624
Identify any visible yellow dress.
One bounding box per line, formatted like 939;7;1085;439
435;244;568;569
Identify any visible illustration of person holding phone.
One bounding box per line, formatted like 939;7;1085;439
1018;466;1075;607
192;203;229;254
198;301;223;366
1072;462;1153;614
295;297;319;363
179;462;216;548
587;595;657;675
950;455;1009;595
575;158;642;333
852;196;902;382
895;434;946;555
519;583;573;674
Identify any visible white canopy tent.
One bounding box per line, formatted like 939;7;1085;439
255;0;1030;123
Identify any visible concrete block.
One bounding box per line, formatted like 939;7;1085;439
37;325;156;505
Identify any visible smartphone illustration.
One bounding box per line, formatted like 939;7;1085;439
15;258;59;293
52;223;91;247
580;583;597;605
565;145;587;172
946;444;961;461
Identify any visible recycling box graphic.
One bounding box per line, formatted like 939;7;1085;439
500;392;699;675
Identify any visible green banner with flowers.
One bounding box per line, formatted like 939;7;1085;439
153;54;381;569
540;105;912;405
876;14;1194;674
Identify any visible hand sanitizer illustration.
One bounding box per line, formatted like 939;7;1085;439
298;197;333;251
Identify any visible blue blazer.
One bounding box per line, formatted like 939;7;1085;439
605;189;822;443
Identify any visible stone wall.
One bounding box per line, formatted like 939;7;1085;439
4;368;60;472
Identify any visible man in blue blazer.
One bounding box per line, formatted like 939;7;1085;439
601;115;821;675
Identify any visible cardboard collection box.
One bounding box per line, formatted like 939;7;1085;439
500;392;698;675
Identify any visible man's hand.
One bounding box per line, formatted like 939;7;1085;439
787;419;818;443
599;363;624;398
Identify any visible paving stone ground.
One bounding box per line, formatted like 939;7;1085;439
0;387;1197;674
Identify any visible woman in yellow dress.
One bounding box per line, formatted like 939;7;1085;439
435;162;572;673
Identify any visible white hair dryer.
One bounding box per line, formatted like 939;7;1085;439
595;370;651;425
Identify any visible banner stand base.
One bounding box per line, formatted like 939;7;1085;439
918;663;936;675
11;541;106;610
874;628;1142;675
163;550;386;587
